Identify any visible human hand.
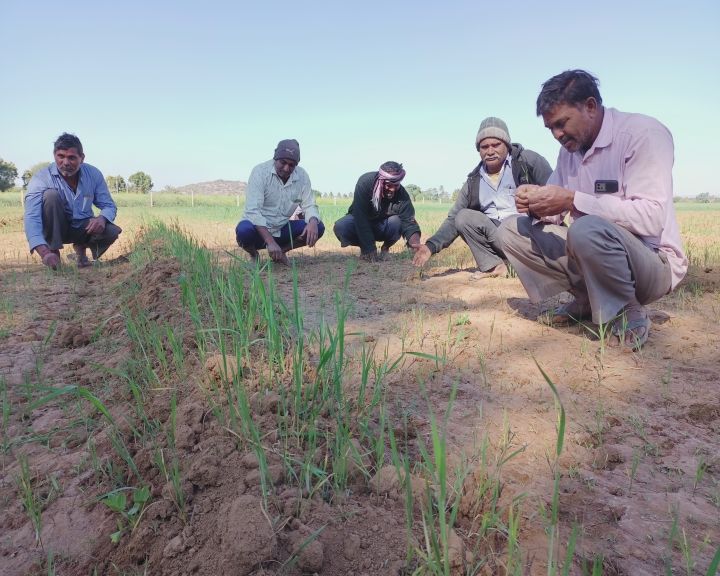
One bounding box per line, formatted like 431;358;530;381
527;185;574;218
299;219;319;247
407;232;421;250
412;244;432;267
514;185;539;214
266;240;288;264
85;216;106;235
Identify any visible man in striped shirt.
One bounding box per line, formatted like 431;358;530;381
24;133;121;269
236;139;324;264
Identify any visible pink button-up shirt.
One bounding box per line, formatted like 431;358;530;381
549;107;688;289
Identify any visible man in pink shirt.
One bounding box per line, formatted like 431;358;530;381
500;69;687;350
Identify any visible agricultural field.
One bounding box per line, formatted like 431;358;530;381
0;193;719;575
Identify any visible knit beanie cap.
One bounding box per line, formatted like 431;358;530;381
475;117;511;150
274;139;300;163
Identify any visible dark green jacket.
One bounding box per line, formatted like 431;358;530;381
347;171;421;255
426;144;552;253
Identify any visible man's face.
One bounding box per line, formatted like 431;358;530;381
542;99;599;154
383;181;400;198
478;138;509;175
274;158;297;183
54;147;84;179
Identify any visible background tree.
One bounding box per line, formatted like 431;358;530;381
27;162;51;178
405;183;422;201
106;175;127;195
0;158;18;191
424;186;439;202
128;171;154;194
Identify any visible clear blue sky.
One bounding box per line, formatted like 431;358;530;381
2;0;718;197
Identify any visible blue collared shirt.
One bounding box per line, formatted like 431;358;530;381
478;156;517;221
24;163;117;251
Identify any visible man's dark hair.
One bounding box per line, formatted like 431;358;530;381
54;133;84;155
536;70;603;116
380;161;403;174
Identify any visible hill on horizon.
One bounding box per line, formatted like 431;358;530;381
171;179;247;196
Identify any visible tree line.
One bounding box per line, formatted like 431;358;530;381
3;154;452;201
0;156;153;194
316;183;460;202
105;172;154;194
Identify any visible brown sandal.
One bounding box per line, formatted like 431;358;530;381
609;305;651;350
538;299;592;326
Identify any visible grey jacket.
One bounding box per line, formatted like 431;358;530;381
425;144;552;253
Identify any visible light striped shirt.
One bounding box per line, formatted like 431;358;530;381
243;159;321;236
24;163;117;251
550;107;687;289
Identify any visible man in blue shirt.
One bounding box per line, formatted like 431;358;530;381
24;133;121;269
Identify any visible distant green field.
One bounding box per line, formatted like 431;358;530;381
2;192;719;269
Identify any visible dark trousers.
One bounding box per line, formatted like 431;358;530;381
42;188;121;259
333;214;402;249
235;219;325;250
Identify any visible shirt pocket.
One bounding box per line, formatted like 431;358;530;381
495;186;516;211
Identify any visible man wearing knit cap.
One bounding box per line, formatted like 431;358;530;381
334;161;421;261
236;139;324;264
413;117;551;278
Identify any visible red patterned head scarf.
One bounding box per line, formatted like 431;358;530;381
372;165;406;211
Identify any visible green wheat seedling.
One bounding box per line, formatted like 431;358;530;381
693;453;707;496
96;363;156;438
386;411;418;569
412;383;466;576
166;392;186;520
15;453;43;547
44;549;56;576
627;448;642;494
533;358;570;576
705;547;720;576
1;375;11;454
276;525;326;574
108;427;142;484
165;325;186;376
447;422;527;575
29;385;142;485
123;307;169;386
406;350;448;373
679;528;695;576
660;364;673;400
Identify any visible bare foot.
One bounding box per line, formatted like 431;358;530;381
469;262;507;280
243;247;260;263
73;244;92;268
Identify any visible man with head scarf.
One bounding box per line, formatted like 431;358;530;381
333;161;421;261
235;139;324;264
413;117;552;278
